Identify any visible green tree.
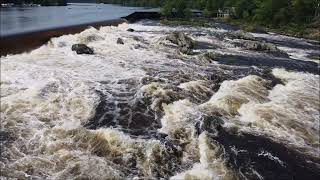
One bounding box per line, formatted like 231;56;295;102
161;1;173;17
292;0;312;23
174;0;188;18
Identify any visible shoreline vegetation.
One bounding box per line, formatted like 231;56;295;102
98;0;320;41
1;0;67;6
225;18;320;41
160;18;320;41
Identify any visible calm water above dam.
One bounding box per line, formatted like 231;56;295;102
0;3;143;36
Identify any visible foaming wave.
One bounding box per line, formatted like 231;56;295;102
159;99;200;142
200;75;270;116
171;132;234;180
1;127;181;179
238;69;320;155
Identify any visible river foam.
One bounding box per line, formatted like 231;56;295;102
1;20;319;179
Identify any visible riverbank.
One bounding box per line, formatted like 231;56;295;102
224;18;320;41
160;18;320;42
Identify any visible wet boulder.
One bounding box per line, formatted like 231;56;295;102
234;40;289;57
195;52;222;65
133;36;143;41
166;32;195;55
117;38;124;45
179;46;193;55
71;44;94;55
201;52;219;62
228;30;255;40
133;44;148;49
127;28;135;32
132;36;149;46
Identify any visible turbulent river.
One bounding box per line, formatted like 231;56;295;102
1;20;320;180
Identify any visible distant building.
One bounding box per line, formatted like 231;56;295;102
213;7;235;18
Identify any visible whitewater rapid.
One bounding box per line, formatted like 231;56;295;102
1;20;319;179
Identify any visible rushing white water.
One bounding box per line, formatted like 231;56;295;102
239;69;320;154
171;132;234;180
251;32;320;63
1;20;319;179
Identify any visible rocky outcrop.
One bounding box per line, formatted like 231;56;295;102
234;40;289;57
226;30;288;57
166;32;195;55
228;30;256;40
198;52;220;64
117;38;124;45
71;44;94;55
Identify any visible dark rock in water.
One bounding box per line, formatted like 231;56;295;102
134;44;142;49
234;40;289;58
117;38;124;45
71;44;94;55
201;52;220;62
179;46;193;55
133;36;142;41
259;68;285;89
228;30;256;40
127;28;135;32
227;31;289;57
132;36;148;44
166;32;195;55
195;52;222;65
132;36;150;47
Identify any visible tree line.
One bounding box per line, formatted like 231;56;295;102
97;0;319;26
